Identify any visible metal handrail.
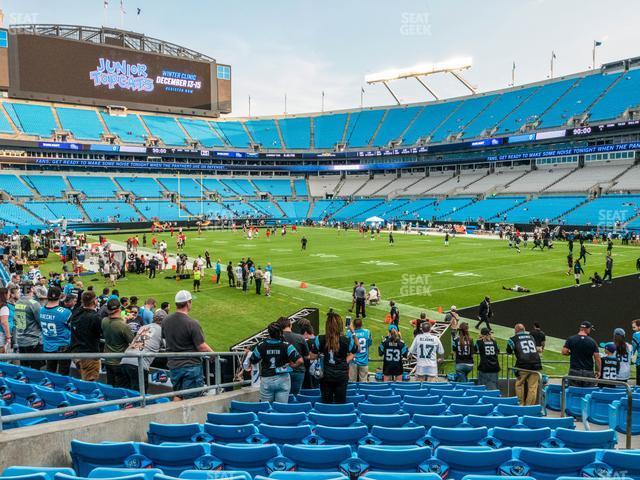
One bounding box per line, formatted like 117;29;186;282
0;350;249;432
560;374;634;449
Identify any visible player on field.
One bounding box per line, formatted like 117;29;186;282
578;243;590;264
573;259;585;286
389;231;394;245
409;322;444;382
444;231;449;246
378;328;407;381
566;252;573;275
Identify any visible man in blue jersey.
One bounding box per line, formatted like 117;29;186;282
348;317;372;382
39;286;73;375
632;319;640;385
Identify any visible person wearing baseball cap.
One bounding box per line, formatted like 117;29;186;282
600;343;619;381
102;298;134;388
161;290;213;400
475;327;500;391
562;321;600;386
612;327;632;382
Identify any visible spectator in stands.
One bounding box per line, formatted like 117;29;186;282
15;283;44;370
139;298;156;326
310;310;358;403
120;309;165;392
297;318;317;389
40;286;73;375
162;290;213;400
157;301;170;319
507;323;542;405
102;298;134;387
348;317;372;383
530;322;546;353
444;306;460;339
379;328;407;381
410;321;445;382
0;287;11;353
7;285;18;350
276;316;309;395
562;321;601;387
452;322;474;382
475;327;500;391
612;328;632;382
69;291;103;381
249;322;302;403
35;277;48;306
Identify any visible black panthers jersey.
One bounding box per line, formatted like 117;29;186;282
601;356;619;380
379;337;407;372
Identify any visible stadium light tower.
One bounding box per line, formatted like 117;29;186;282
365;57;475;104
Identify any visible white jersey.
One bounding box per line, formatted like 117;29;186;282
410;333;444;376
616;342;633;381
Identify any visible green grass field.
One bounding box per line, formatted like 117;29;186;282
37;227;640;375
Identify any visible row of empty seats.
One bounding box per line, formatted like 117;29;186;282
3;68;639;148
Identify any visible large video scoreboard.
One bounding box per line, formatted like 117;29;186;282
0;27;231;116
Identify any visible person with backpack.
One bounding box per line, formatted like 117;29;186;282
474;327;500;390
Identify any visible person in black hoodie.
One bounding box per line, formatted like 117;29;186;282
69;290;103;381
474;327;500;391
310;310;358;404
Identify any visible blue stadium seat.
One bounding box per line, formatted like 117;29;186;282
354;445;432;473
545;427;617;450
485;427;552;448
260;474;346;480
425;447;513;480
368;426;427;446
401;396;440;405
299;389;320;396
366;395;402;405
582;391;628;425
88;469;162;480
209;443;279;478
544;385;562;411
424;426;488;448
0;475;47;480
296;395;322;405
3;468;74;480
520;415;575;430
608;398;640;434
55;475;146;480
480;397;520;406
447;403;494;416
70;441;138;477
313;403;355;414
253;424;312;444
431;389;464;397
179;471;251;480
503;449;600;480
277;444;352;471
312;425;368;447
203;423;257;443
465;415;519;429
402;403;447;416
360;414;411;429
3;378;43;408
272;402;312;414
442;395;478;405
361;475;440;480
565;387;599;417
136;443;211;477
147;423;203;444
230;401;271;413
206;412;257;425
0;404;48;428
494;404;542;417
345;395;366;405
412;414;465;429
598;450;640;479
308;413;358;427
396;390;434;398
358;403;402;415
257;412;306;427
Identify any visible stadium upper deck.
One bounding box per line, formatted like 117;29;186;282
0;62;639;153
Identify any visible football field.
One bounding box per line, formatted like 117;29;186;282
38;227;640;371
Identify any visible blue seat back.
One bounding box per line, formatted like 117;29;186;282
308;413;358;427
434;446;513;478
206;412;257;425
495;404;542;417
428;426;488;446
465;415;519;429
520;415;575;430
257;412;306;426
370;426;426;445
401;396;440;405
88;468;162;480
230;400;271;413
138;443;209;477
442;395;478;405
272;402;312;413
357;445;432;472
3;467;74;480
210;444;279;477
358;403;402;415
315;425;368;446
448;403;494;416
257;424;313;444
360;414;410;428
313;403;355;414
70;441;137;477
147;423;202;444
552;427;617;450
513;449;598;480
481;396;519;406
489;427;552;447
180;470;251;480
412;414;464;429
402;403;446;416
366;395;402;405
281;444;352;470
203;423;257;443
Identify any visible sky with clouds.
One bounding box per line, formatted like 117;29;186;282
1;0;638;117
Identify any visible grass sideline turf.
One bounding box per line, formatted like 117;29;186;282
37;227;640;375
